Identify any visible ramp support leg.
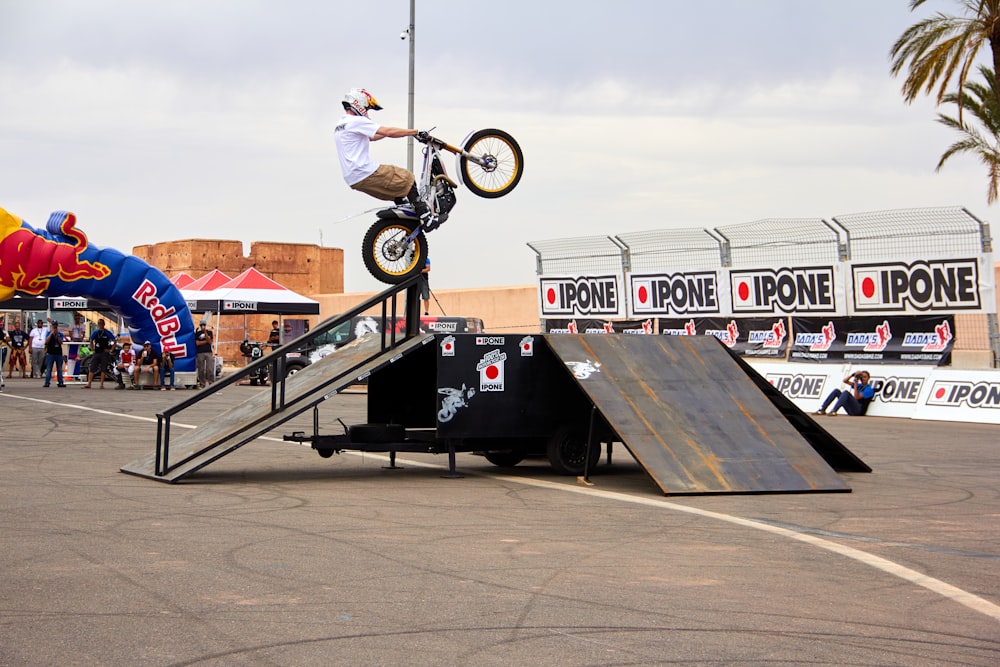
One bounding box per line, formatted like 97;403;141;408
441;440;463;479
581;405;598;484
382;451;403;470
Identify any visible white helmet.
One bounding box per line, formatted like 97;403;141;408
342;88;383;117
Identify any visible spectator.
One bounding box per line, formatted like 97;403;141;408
160;349;176;390
84;318;116;389
67;314;86;375
815;370;876;416
114;341;136;389
420;257;431;315
134;341;160;389
267;320;281;350
28;319;47;378
6;319;28;378
0;325;6;392
43;321;67;388
195;321;215;388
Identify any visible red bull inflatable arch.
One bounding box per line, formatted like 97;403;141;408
0;206;197;372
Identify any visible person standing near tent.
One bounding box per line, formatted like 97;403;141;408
29;319;47;378
195;321;215;388
420;257;431;315
268;320;281;350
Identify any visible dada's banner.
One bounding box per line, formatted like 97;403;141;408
658;316;790;358
543;318;655;335
848;255;996;315
789;315;954;365
627;270;726;317
538;274;626;319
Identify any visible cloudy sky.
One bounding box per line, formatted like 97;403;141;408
0;1;989;293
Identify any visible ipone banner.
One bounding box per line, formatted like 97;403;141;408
849;256;996;315
729;265;841;315
789;315;954;365
627;270;725;317
657;316;790;358
0;206;197;371
538;274;626;319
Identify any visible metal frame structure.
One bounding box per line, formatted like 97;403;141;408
528;207;999;366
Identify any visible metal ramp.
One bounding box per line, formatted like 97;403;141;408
121;277;428;483
543;334;864;495
120;334;433;482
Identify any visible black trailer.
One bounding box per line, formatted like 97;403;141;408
284;331;613;476
122;278;868;495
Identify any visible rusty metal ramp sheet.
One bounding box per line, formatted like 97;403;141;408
543;334;852;495
121;334;434;482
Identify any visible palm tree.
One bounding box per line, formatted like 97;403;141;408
890;0;1000;119
936;65;1000;201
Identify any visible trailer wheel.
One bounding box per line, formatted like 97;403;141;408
484;451;525;467
546;427;600;476
316;448;336;459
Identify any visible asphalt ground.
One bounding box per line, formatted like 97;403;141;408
1;375;998;666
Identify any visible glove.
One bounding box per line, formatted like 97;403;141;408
415;130;430;143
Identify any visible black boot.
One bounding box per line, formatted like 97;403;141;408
407;184;434;227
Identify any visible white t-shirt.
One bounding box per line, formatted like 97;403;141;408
334;114;380;185
29;326;47;350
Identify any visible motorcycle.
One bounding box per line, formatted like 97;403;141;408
362;128;524;284
239;340;269;386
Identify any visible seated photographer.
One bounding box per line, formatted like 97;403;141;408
815;370;875;416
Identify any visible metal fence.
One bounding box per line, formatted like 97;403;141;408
528;207;998;367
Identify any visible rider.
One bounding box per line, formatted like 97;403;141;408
334;88;435;227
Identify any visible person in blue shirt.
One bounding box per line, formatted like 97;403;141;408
815;370;876;416
42;321;67;388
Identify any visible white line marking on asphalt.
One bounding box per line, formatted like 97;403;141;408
9;392;999;622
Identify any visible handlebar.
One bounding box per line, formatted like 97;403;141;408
415;129;460;154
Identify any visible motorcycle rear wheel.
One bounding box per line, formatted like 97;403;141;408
460;128;524;198
362;219;428;284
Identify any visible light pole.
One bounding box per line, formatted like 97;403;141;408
405;0;415;171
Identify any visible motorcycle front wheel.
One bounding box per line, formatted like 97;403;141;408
362;219;428;284
460;128;524;198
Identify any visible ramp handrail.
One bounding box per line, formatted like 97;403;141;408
153;277;423;476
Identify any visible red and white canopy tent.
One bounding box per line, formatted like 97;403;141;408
196;268;319;315
180;269;232;312
180;268;319;344
170;272;196;289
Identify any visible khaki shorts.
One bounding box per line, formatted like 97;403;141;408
351;164;415;200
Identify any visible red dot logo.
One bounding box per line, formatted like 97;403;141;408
485;365;499;380
522;343;530;352
546;288;556;305
935;387;946;400
862;277;876;299
738;281;750;302
637;285;649;304
443;342;453;352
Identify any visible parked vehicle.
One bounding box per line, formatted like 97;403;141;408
283;314;485;376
